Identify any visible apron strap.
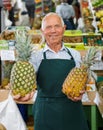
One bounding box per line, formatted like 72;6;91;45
43;47;74;60
43;51;46;59
66;48;74;60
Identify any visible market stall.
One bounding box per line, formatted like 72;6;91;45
0;0;103;129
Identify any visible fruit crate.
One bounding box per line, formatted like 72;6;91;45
0;40;9;50
0;89;10;101
82;33;103;46
87;91;96;102
63;30;85;50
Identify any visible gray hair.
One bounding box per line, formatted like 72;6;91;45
41;12;65;30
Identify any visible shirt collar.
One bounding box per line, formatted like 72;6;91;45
61;3;68;5
43;43;67;53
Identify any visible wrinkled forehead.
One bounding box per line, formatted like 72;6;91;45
42;14;63;29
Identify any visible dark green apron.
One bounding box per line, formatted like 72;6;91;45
33;49;89;130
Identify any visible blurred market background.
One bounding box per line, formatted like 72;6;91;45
0;0;103;130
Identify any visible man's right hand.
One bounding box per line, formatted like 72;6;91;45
12;91;35;102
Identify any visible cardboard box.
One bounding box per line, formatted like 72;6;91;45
0;89;10;102
98;94;103;117
87;91;96;102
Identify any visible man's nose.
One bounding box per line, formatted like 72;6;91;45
50;26;56;31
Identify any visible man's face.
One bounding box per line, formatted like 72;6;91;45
41;15;66;46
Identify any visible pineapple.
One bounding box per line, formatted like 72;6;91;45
10;30;37;97
62;47;98;98
1;61;14;88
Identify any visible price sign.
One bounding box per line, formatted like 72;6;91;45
0;50;15;61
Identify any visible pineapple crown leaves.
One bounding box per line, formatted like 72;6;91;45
15;30;33;62
82;47;99;68
82;47;99;82
88;69;97;82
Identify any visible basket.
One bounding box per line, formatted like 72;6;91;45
87;91;96;102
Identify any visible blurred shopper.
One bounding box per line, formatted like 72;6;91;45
56;0;75;30
0;0;12;31
67;0;73;4
8;0;17;26
2;0;16;26
72;0;81;28
2;0;11;11
25;0;35;28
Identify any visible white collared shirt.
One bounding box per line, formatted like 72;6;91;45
30;44;81;72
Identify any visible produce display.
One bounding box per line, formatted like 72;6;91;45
35;0;53;15
0;40;8;50
63;30;83;43
32;15;42;30
81;0;95;33
63;30;102;49
31;34;43;44
96;81;103;97
92;0;103;34
1;30;15;40
83;33;103;46
62;47;98;98
10;30;37;97
27;30;44;51
35;0;42;15
63;36;83;43
0;26;30;40
41;0;53;14
92;0;103;7
63;30;85;50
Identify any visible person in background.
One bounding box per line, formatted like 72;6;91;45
8;0;17;26
25;0;35;28
0;0;12;31
67;0;83;30
14;12;89;130
67;0;73;4
2;0;16;26
72;0;81;28
56;0;76;30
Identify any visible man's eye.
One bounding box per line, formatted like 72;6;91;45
55;25;60;28
46;26;52;30
45;25;61;30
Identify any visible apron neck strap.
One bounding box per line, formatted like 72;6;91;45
66;48;74;60
43;51;46;59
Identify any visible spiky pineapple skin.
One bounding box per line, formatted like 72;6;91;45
10;61;37;97
62;47;98;98
62;67;88;98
